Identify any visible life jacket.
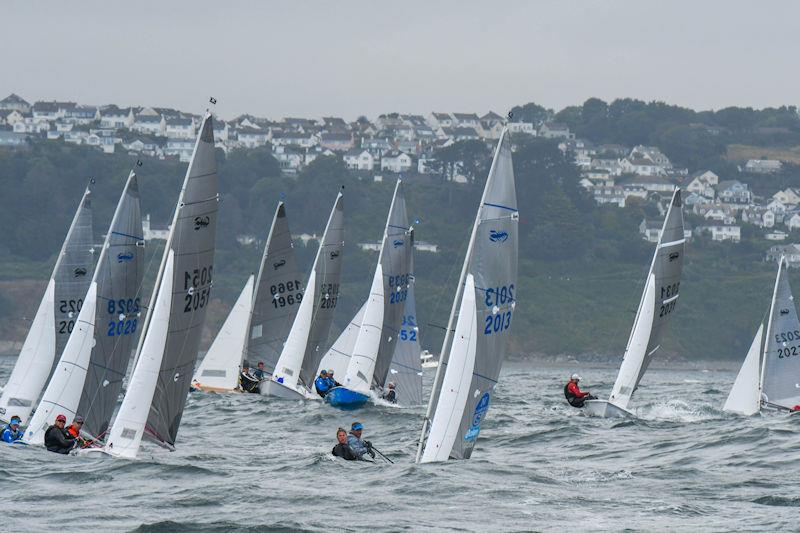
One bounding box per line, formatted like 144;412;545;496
564;382;577;400
67;424;79;438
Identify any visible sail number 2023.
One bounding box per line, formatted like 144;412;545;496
776;329;800;358
184;266;212;313
484;284;514;335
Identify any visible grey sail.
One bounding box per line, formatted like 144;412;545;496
419;130;518;462
54;185;95;365
386;233;423;405
77;173;144;438
146;115;219;446
761;260;800;409
372;180;413;390
298;193;344;390
247;202;302;372
607;189;685;408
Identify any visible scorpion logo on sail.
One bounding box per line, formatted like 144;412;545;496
781;308;790;315
393;240;404;248
330;251;340;260
194;216;210;230
117;252;134;263
668;251;680;262
489;230;508;243
273;259;286;270
73;267;87;278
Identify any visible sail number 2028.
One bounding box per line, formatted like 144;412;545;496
483;284;514;335
184;266;212;313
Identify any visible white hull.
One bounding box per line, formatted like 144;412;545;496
583;399;636;419
259;379;318;400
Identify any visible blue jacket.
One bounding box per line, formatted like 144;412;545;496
2;424;23;443
347;433;368;459
324;376;338;389
315;376;331;395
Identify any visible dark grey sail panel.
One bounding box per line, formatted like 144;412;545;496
451;132;517;460
299;194;344;390
634;189;684;389
147;115;219;445
762;262;800;408
387;254;424;406
248;203;302;372
77;174;144;438
53;187;95;362
373;182;413;389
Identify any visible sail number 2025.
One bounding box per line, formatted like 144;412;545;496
483;284;514;335
184;266;212;313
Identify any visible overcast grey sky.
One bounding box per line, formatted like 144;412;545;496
2;1;798;120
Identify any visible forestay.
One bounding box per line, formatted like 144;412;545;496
760;259;800;410
418;129;517;462
24;173;143;442
607;189;684;410
0;185;94;425
106;113;219;457
247;203;302;373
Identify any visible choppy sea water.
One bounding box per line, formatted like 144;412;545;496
1;357;798;532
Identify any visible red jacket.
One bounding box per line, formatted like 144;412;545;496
567;381;588;398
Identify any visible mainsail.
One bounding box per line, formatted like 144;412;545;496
606;189;684;411
418;129;517;462
23;172;143;443
264;192;344;398
105;113;218;458
0;184;94;425
247;202;302;372
760;258;800;410
386;237;423;406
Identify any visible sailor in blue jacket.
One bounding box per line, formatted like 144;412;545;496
315;370;332;397
347;422;375;460
2;416;23;443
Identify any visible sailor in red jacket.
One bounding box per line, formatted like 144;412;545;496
564;374;596;408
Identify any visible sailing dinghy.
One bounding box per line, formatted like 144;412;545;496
24;171;144;444
324;180;413;408
261;191;344;400
724;256;800;415
0;184;94;426
192;202;301;393
416;129;517;463
584;189;685;418
104;112;219;459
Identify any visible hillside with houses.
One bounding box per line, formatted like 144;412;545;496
3;93;800;360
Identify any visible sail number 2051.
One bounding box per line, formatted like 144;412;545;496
483;284;514;335
184;266;212;313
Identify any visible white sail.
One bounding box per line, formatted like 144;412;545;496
723;324;763;416
23;283;98;445
192;275;255;392
318;302;366;378
608;273;656;410
421;274;478;463
342;264;385;395
268;269;317;396
0;280;55;425
105;252;174;459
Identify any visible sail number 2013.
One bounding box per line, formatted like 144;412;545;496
183;266;212;313
483;284;514;335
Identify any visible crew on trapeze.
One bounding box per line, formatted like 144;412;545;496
239;361;260;393
1;415;23;443
564;374;597;408
382;382;397;404
314;369;341;398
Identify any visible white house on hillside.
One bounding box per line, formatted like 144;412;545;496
685;170;718;198
745;159;782;174
165;117;195;139
343;149;375;171
132;114;165;136
381;151;413;173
